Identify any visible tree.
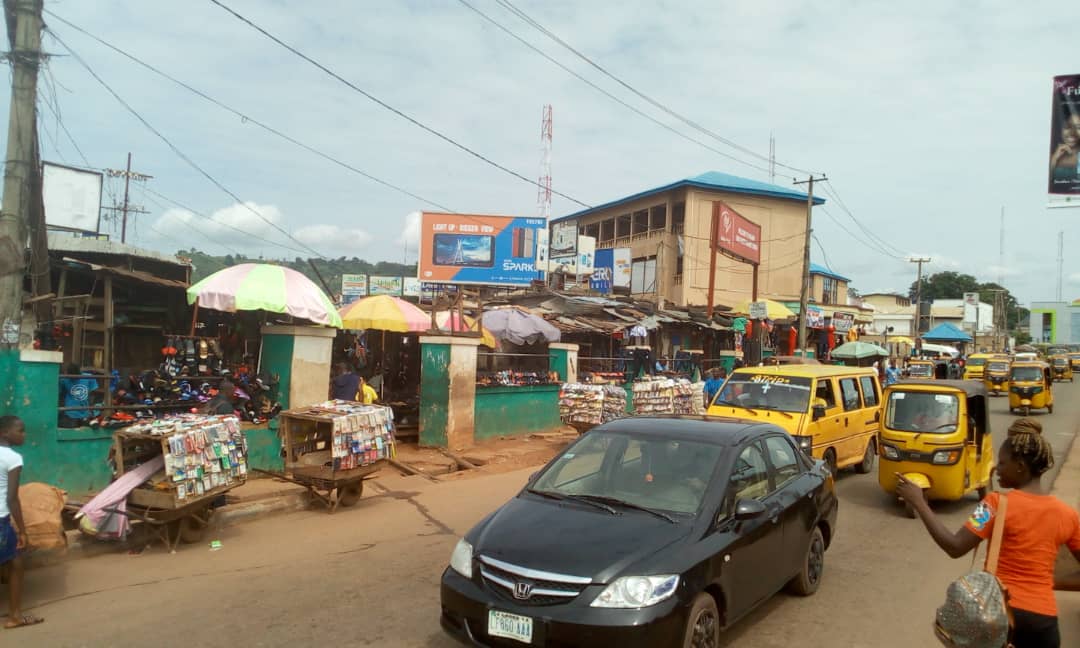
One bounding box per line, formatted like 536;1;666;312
907;272;1027;332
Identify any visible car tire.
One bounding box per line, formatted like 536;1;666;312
681;593;720;648
823;449;838;479
788;527;826;596
855;439;875;474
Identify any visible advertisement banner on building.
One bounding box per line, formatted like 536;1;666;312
831;311;854;333
368;276;403;296
536;227;549;269
806;305;825;329
1049;74;1080;196
417;212;545;286
590;248;614;293
42;162;103;233
550;220;578;258
402;277;422;297
713;202;761;264
341;274;368;305
613;248;632;289
577;236;596;274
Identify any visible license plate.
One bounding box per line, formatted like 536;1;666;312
488;610;533;644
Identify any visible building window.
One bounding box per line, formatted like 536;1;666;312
649;204;666;232
599;218;615;243
821;277;838;305
616;213;632;239
632;210;649;236
582;222;600;240
671;202;685;234
630;256;657;294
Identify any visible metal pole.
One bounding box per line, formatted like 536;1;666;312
706;203;718;318
793;175;825;355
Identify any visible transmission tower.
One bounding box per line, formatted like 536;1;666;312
537;105;552;221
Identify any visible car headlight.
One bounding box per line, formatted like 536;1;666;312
590;575;679;608
449;538;474;579
932;450;961;465
881;444;900;460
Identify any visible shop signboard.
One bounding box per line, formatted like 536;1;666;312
341;273;367;305
368;276;403;296
590;248;614;293
577;236;596;275
550;220;578;258
43;162;103;233
831;311;854;333
613;248;631;289
403;277;422;297
536;227;549;270
418;212;546;286
713;201;761;265
805;305;825;329
1048;74;1080;196
749;301;768;320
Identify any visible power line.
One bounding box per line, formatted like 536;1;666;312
820;179;906;258
209;0;593;209
455;0;771;175
43;10;457;214
46;28;330;260
491;0;815;176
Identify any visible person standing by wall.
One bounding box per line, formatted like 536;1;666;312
330;363;360;401
0;416;43;629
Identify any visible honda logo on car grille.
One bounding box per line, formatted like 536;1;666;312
513;581;534;600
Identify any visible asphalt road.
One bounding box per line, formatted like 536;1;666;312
10;382;1080;648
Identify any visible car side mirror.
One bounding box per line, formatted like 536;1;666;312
733;499;767;520
812;405;826;421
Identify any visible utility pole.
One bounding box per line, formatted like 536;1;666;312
909;257;931;348
103;152;151;243
793;174;826;356
0;0;43;348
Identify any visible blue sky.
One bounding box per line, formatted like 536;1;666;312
9;0;1077;304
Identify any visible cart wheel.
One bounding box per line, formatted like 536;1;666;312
337;482;364;507
175;507;211;544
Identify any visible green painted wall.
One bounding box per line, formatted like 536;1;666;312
474;385;562;440
419;343;451;446
245;423;284;472
549;348;569;381
260;334;295;409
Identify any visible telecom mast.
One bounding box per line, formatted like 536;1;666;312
538;105;552;221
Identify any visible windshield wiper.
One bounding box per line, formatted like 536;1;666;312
756;405;793;419
573;495;677;524
714;398;757;415
529;489;617;515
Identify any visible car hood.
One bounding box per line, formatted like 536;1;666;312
472;494;694;584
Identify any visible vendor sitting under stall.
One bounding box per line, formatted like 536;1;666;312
204;381;237;416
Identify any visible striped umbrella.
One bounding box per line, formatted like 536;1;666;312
338;294;429;332
433;311;497;348
187;263;342;327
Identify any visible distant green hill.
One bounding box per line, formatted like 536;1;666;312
178;249;416;294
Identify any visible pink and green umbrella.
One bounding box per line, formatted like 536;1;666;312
187;263;342;327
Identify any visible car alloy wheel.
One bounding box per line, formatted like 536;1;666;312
683;593;719;648
806;533;825;587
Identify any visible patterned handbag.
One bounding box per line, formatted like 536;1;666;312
934;494;1013;648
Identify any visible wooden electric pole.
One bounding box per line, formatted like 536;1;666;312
909;256;931;347
793;174;825;356
103;152;151;243
0;0;43;347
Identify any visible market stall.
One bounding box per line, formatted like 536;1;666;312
631;376;701;415
558;383;627;433
276;400;396;512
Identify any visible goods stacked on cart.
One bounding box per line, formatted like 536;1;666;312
312;400;396;471
632;377;697;415
120;414;248;502
672;379;697;415
558;383;626;426
477;371;560;387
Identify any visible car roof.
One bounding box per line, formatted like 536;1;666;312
594;415;787;447
729;365;876;378
887;379;988;397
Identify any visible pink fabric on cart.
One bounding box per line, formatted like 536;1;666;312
77;455;164;539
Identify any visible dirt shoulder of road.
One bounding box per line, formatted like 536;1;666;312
392;428;579;481
1051;418;1080;507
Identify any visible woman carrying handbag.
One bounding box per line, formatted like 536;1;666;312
897;420;1080;647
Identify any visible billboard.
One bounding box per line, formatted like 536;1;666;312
591;248;614;293
550;220;578;258
1049;74;1080;196
418;212;546;286
43;162;103;233
341;274;367;305
612;248;631;289
831;311;854;333
805;305;825;329
369;276;403;296
577;236;596;274
403;277;422;297
713;202;761;265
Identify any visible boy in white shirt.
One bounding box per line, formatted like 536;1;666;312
0;415;42;629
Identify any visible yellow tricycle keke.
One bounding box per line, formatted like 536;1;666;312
1049;355;1073;382
905;358;937;379
1008;361;1053;415
982;359;1010;396
1068;352;1080;372
878;380;993;517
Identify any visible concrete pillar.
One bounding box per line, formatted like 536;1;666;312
420;336;481;449
548;342;578;383
260;325;336;409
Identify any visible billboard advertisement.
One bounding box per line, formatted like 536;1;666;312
613;248;631;289
369;276;403;296
806;305;825;329
591;248;614;293
577;236;596;275
550;220;578;258
403;277;422;298
713;201;761;264
831;311;854;333
1049;74;1080;195
43;162;103;233
418;212;545;286
341;274;367;305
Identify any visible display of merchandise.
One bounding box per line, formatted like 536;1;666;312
559;383;626;426
632;377;697;415
119;414;248;502
477;371;559;387
690;381;706;415
298;400;397;471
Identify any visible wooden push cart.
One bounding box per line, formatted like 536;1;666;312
277;403;396;513
113;424;247;551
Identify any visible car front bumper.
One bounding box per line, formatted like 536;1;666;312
440;568;686;647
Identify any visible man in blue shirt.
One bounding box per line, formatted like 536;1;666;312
885;361;901;386
59;364;99;428
703;369;725;408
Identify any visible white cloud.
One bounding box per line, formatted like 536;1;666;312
1068;273;1080;284
398;211;421;246
153;201;286;244
986;265;1022;279
295;224;372;252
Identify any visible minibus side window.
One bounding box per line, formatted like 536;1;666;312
859;376;879;407
839;378;862;411
814;379;837;410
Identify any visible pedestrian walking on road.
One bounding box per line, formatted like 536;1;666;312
702;369;724;408
897;426;1080;647
0;415;43;630
885;361;900;386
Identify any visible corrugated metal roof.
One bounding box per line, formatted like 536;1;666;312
809;262;850;282
61;257;190;289
552;171;826;224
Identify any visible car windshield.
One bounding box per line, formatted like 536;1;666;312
1053;358;1068;367
1011;366;1043;382
531;431;726;515
968;358;987;366
987;362;1009;373
885;391;959;433
713;374;812;413
908;364;933;377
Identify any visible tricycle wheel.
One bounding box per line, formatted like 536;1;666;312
1048;404;1054;414
1022;406;1030;416
337;482;364;507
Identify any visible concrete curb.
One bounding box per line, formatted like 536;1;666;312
27;489;313;570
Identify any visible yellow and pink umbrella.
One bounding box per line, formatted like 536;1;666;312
338;295;428;332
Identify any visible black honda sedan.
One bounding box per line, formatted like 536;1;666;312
440;416;838;647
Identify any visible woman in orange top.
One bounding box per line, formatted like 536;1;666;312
897;424;1080;647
